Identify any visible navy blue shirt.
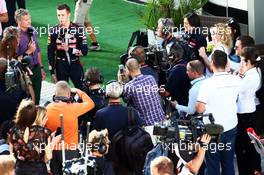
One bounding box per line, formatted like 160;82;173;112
94;104;142;140
141;65;159;84
165;59;191;105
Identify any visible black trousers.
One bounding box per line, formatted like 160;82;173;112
255;105;264;135
2;0;25;30
235;112;262;175
50;150;80;175
56;60;84;89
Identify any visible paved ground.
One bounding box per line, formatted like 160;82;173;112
40;81;56;106
40;81;264;174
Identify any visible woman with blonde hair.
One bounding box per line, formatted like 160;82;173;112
199;23;232;77
9;99;61;175
0;155;16;175
34;106;48;127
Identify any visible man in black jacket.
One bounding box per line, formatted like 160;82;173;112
48;4;88;89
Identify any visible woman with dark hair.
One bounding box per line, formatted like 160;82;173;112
236;47;262;175
9;99;61;175
227;18;241;55
183;12;207;60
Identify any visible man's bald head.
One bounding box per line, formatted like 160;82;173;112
55;81;71;97
125;58;140;73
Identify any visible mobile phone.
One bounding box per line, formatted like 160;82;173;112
119;64;125;74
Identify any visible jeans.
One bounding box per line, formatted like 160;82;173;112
205;127;237;175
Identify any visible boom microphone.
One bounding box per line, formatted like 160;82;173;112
205;123;224;142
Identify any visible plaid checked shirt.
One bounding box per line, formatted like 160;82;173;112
124;74;165;126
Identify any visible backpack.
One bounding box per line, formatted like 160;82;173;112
111;107;154;171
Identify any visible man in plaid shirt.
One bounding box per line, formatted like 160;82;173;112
118;58;165;126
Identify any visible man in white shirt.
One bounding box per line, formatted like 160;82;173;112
196;50;240;175
0;0;8;37
171;60;205;115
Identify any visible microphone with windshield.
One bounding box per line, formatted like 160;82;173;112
204;114;224;142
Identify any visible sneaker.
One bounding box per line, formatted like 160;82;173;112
89;42;101;51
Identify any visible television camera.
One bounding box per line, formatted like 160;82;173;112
5;55;33;93
153;113;224;143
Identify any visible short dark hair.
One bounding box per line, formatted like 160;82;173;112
236;35;255;48
130;46;146;64
170;43;184;60
212;50;228;69
84;67;103;85
15;100;37;128
241;47;259;65
57;4;71;13
184;12;200;28
188;60;204;75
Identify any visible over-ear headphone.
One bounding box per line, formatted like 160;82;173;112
53;95;73;103
84;68;104;86
85;75;104;85
98;134;107;154
162;18;170;36
159;18;173;36
105;80;124;98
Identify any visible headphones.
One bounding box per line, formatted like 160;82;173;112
84;73;104;86
159;18;173;36
97;134;108;155
53;95;73;103
105;80;124;98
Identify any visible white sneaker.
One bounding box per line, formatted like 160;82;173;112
89;43;101;51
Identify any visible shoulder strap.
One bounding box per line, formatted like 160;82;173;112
128;107;135;127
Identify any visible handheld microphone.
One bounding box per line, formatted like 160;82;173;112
59;28;71;64
27;27;34;42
